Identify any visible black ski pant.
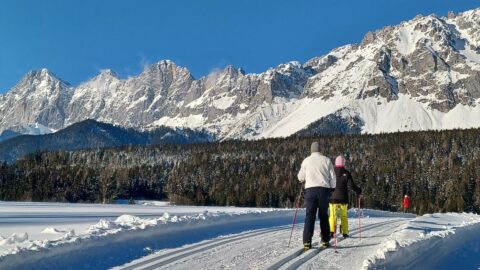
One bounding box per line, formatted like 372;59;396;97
303;187;331;244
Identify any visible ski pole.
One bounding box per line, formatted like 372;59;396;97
358;196;362;240
333;205;338;253
288;185;303;247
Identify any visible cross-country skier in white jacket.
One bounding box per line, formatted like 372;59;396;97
298;142;336;250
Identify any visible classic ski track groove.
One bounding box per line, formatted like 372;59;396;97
304;218;409;270
267;219;406;270
298;219;406;270
265;220;387;270
120;226;289;270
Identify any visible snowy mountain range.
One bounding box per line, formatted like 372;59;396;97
1;8;480;139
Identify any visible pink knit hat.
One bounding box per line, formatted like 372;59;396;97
335;156;345;167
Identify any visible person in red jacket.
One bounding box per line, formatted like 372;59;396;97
402;195;411;212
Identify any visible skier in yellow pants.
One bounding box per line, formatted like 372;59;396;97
329;203;349;235
329;155;362;238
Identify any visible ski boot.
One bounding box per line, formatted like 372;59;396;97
303;242;312;252
320;241;330;248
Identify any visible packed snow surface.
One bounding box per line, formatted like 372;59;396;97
0;201;479;270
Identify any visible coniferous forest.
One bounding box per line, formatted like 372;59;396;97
1;128;480;215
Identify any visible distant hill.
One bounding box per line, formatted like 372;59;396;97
0;119;213;163
293;109;364;137
0;130;20;142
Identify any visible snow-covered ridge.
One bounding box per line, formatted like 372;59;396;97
1;211;241;256
1;8;480;139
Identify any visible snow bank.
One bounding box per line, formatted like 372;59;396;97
348;208;415;219
0;208;294;270
137;200;170;206
114;199;170;206
0;233;29;246
40;228;65;235
363;212;480;269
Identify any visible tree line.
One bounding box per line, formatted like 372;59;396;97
1;128;479;215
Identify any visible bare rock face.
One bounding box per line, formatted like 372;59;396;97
302;10;480;114
1;8;480;139
0;69;73;131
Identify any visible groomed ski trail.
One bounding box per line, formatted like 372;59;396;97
302;218;408;270
117;226;289;270
267;218;407;270
117;214;414;270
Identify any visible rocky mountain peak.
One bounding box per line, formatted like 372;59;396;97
146;60;190;76
75;69;120;95
81;69;119;87
450;8;480;48
447;11;456;20
275;61;304;75
22;68;68;86
10;68;71;98
220;65;245;79
98;69;118;78
137;60;194;88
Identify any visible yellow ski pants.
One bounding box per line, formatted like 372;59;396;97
329;203;349;234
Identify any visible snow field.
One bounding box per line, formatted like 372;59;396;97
1;202;480;270
0;201;294;270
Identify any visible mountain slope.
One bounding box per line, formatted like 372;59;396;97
0;120;212;163
1;9;480;139
0;130;19;142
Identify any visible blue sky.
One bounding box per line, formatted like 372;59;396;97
0;0;479;92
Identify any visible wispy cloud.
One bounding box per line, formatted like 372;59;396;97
206;58;229;79
139;54;151;71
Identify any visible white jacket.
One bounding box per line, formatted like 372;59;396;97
298;152;336;189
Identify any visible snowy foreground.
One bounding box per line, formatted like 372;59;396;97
0;201;479;269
